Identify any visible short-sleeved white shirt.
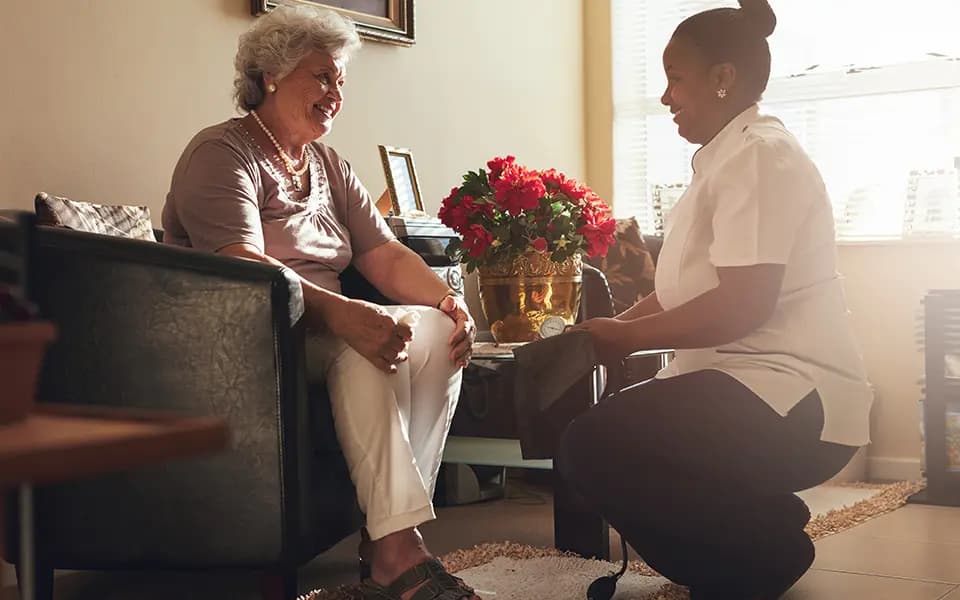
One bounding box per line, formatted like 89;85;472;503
654;105;873;446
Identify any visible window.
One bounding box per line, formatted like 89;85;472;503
612;0;960;240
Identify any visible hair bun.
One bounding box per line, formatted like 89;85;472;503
738;0;777;38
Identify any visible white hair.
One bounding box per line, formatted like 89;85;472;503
234;3;361;112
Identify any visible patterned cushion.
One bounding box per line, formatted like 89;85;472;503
585;216;656;314
34;192;155;241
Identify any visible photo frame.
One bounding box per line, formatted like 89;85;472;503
378;145;425;216
253;0;415;46
903;168;960;238
651;183;687;234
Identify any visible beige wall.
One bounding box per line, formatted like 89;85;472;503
1;0;584;217
838;242;960;479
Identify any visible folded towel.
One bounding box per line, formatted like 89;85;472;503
511;330;600;459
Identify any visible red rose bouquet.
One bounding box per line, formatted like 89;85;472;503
439;156;616;272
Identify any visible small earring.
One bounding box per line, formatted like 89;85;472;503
716;88;727;99
267;83;277;93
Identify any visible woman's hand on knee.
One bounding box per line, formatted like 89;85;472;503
437;294;476;368
329;299;413;373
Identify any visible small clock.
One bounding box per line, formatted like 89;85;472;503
539;316;568;338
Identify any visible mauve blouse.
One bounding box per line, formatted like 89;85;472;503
162;118;395;293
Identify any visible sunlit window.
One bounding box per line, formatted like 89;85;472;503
613;0;960;241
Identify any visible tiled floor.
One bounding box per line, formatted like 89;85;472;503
1;478;958;599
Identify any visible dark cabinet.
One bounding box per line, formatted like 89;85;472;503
913;290;960;506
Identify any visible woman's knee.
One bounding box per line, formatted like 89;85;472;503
415;307;455;343
408;308;458;372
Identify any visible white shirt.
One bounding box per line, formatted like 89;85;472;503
654;105;873;446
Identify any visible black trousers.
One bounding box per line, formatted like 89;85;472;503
556;369;857;598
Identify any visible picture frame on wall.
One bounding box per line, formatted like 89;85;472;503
378;145;425;217
252;0;415;46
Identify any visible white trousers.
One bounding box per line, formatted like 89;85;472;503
306;306;462;540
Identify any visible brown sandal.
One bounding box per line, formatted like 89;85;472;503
358;557;477;600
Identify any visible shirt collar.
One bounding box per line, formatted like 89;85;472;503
691;104;760;175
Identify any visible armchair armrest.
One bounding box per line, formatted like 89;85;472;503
579;263;615;321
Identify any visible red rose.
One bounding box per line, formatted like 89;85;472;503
540;168;586;201
578;217;616;258
462;224;494;258
438;193;469;232
539;168;565;191
530;237;548;253
541;168;590;202
580;194;612;226
565;182;588;201
486;155;516;182
493;164;546;216
461;194;494;218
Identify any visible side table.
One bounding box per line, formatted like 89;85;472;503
445;341;671;560
0;404;229;600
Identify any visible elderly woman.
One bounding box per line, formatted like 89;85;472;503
161;6;479;600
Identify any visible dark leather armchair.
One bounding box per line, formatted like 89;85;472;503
3;225;362;600
642;233;664;266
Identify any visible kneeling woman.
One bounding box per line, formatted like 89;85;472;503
557;1;872;599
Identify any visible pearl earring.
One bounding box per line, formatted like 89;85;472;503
267;83;277;93
716;88;727;99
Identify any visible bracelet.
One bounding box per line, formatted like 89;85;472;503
435;290;458;309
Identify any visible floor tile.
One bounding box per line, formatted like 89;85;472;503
814;532;960;584
839;504;960;545
785;569;955;600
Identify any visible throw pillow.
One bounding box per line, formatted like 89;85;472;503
585;216;656;314
34;192;156;241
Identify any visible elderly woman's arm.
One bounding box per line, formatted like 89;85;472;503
218;243;412;374
353;240;475;367
352;240;452;307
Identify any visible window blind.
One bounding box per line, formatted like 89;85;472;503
612;0;960;240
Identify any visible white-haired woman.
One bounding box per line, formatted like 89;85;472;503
161;5;479;600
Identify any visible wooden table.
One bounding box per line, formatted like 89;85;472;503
0;404;230;600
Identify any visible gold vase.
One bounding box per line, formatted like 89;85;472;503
478;252;583;343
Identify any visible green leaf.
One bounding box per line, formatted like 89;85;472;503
460;171;492;199
444;238;464;262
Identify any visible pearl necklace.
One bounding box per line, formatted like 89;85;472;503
250;110;309;192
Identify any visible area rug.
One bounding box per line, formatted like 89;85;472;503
300;480;924;600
